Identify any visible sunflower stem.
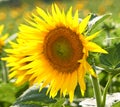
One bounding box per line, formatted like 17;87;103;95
101;74;112;107
1;61;8;83
91;63;102;107
0;51;8;83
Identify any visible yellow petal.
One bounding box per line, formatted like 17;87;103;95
78;64;86;96
52;4;57;18
68;71;77;102
61;73;71;94
69;91;74;103
15;75;29;85
52;4;60;24
73;9;79;28
36;7;48;21
47;72;61;97
54;4;62;18
85;42;108;53
2;33;8;40
66;7;73;26
9;71;17;78
85;61;97;77
19;24;40;33
61;9;66;25
69;71;77;92
0;25;4;35
86;30;102;41
79;14;91;34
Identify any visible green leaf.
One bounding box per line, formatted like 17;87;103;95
112;101;120;107
87;13;112;33
11;103;42;107
0;83;17;103
100;43;120;69
12;86;56;107
49;98;65;107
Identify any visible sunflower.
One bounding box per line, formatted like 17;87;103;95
0;25;8;51
4;4;107;102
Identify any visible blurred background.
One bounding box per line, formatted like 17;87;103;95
0;0;120;35
0;0;120;107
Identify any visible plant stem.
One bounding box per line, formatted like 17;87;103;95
106;31;111;46
1;60;8;83
0;51;8;83
101;74;113;107
91;65;102;107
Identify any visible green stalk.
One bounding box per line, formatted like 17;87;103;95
91;65;102;107
0;51;8;83
101;68;120;107
1;60;8;83
101;74;112;107
106;31;111;46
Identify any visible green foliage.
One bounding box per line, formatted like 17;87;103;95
112;101;120;107
100;43;120;77
49;98;65;107
99;43;120;94
87;13;112;33
11;86;80;107
0;83;17;103
0;83;17;107
12;86;57;107
100;43;120;69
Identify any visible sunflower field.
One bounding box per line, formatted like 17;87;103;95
0;0;120;107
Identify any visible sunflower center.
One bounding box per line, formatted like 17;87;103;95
44;27;83;72
53;36;72;60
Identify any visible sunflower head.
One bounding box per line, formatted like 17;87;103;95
4;4;107;102
43;26;84;73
